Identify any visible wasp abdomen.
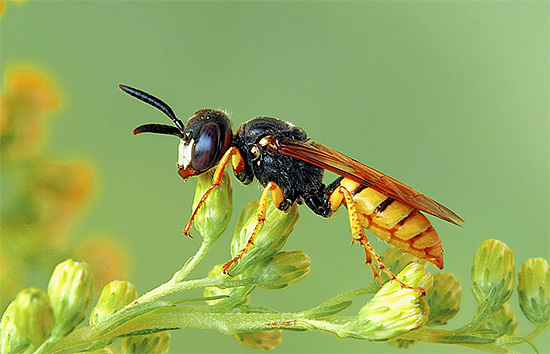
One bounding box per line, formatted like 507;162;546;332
335;178;444;269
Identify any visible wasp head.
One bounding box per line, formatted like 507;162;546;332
119;85;232;180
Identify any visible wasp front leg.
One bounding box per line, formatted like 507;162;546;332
183;146;245;237
222;181;285;275
329;182;426;295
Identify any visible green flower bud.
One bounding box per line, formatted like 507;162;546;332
234;329;282;351
517;257;550;326
47;259;92;338
1;300;29;354
203;264;231;305
192;170;232;242
471;239;515;314
12;288;54;348
479;303;518;337
381;246;423;279
90;281;138;325
120;331;170;354
343;263;432;340
248;251;310;290
425;272;461;327
228;197;299;276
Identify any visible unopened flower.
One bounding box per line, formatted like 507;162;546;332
234;329;282;351
47;259;92;338
517;257;550;326
471;239;514;314
227;197;299;276
90;281;137;325
248;251;310;290
191;171;232;243
1;300;28;354
343;263;432;340
120;331;170;354
425;272;461;327
479;303;518;336
12;288;54;347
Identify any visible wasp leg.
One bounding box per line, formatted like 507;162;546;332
184;146;245;237
336;185;426;295
222;181;285;275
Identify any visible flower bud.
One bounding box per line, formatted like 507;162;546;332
228;197;299;276
381;246;422;278
203;264;231;305
120;331;170;354
248;251;310;290
517;257;550;326
47;259;92;338
479;303;518;336
343;263;432;340
90;281;137;325
192;171;232;242
234;329;282;350
425;272;461;327
471;239;515;314
12;288;54;347
1;300;28;354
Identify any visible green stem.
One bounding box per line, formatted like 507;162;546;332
134;240;215;304
171;240;213;282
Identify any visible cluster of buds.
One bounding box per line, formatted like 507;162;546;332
1;259;92;353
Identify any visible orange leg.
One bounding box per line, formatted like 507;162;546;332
337;186;426;295
222;181;284;274
184;147;242;237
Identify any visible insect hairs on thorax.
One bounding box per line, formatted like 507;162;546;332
233;117;326;211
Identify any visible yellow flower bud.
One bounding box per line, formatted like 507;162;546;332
425;272;461;327
471;239;515;314
12;288;54;348
90;281;138;325
479;303;518;337
234;329;282;350
517;257;549;326
249;251;310;290
228;197;299;276
1;300;28;353
192;171;232;242
120;331;170;354
343;263;432;340
47;259;92;338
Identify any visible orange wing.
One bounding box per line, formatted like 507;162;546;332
270;137;464;226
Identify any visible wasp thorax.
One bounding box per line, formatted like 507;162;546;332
177;109;233;180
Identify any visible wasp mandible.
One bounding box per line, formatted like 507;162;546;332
119;84;464;292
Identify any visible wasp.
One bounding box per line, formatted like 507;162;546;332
119;84;464;292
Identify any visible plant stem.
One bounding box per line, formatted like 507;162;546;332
134;240;214;304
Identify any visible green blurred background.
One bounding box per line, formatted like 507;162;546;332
1;1;548;353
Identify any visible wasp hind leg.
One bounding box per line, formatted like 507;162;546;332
222;181;285;275
336;185;426;295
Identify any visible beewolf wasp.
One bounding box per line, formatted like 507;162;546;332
119;84;464;293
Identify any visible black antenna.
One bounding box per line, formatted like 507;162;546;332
119;84;185;132
133;123;184;138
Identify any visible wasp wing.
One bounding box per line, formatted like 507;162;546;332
272;137;464;226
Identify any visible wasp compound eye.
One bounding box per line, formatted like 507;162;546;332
192;123;221;171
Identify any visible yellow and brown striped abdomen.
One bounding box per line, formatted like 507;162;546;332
333;178;444;269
